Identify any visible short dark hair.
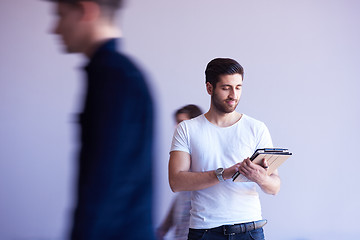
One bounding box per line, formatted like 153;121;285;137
46;0;123;9
205;58;244;88
47;0;123;20
174;104;203;120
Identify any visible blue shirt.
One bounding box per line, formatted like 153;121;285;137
71;39;155;240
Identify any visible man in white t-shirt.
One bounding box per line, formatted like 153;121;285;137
169;58;281;240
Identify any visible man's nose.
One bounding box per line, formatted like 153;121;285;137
50;21;60;35
229;88;237;99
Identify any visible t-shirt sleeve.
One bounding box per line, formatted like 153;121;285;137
170;121;190;154
255;122;273;149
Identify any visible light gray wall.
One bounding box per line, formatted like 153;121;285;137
1;0;360;239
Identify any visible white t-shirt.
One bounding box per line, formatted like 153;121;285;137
170;114;273;229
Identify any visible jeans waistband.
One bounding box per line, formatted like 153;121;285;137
209;219;267;235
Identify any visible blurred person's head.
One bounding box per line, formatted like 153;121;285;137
205;58;244;90
174;105;203;124
48;0;123;56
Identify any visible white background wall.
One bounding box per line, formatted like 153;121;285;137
1;0;360;239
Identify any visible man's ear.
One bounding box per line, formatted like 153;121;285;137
206;82;213;95
79;1;100;21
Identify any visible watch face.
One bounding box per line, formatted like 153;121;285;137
216;168;224;181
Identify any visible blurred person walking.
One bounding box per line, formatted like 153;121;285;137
157;105;202;240
47;0;155;239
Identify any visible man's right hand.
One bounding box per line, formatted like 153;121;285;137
223;162;242;180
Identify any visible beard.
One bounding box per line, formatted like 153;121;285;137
211;92;239;114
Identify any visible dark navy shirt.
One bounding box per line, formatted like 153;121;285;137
71;39;155;240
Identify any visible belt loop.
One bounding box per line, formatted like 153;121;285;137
253;221;256;230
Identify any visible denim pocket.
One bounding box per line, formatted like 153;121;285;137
248;228;265;240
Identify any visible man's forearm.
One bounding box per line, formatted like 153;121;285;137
257;174;281;195
169;170;220;192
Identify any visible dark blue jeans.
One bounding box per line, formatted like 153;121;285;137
188;227;265;240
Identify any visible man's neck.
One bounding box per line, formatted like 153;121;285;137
204;108;242;128
83;22;122;58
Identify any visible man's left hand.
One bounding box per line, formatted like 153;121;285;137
238;158;268;183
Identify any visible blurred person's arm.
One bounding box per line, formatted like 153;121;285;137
168;151;240;192
156;199;176;239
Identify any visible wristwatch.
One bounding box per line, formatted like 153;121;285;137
215;167;225;182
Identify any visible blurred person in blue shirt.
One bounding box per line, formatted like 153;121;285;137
47;0;155;239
